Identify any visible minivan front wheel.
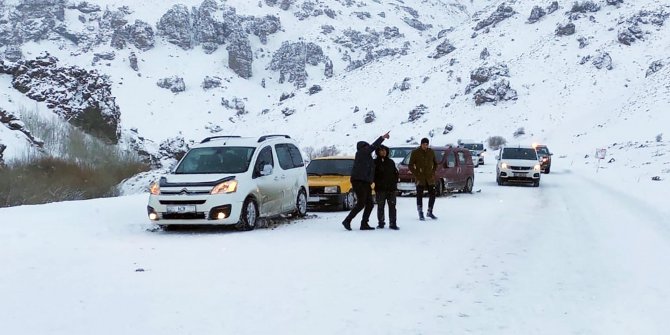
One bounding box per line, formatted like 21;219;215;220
293;189;308;217
237;197;258;231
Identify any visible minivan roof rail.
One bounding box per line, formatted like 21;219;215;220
200;136;241;143
258;134;291;142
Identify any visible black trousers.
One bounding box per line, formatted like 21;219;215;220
375;191;397;226
343;180;374;226
416;184;436;211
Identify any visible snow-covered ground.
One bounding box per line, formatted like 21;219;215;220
1;162;668;335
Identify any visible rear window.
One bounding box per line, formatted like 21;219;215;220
307;159;354;176
501;148;538;160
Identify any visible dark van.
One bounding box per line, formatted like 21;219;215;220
397;146;475;195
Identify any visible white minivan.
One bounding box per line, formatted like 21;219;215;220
147;135;309;230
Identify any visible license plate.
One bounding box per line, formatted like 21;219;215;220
166;205;196;213
513;172;527;177
308;196;322;202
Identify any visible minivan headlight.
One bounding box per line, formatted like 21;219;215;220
211;180;238;194
501;163;508;169
534;164;541;171
324;186;339;194
150;182;160;195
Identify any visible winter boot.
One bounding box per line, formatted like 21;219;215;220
360;223;375;230
389;223;399;230
418;205;425;221
342;220;352;231
377;222;385;229
427;208;437;220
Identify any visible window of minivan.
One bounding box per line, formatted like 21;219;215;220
501;148;537;160
253;146;274;178
275;143;304;169
175;147;255;174
446;151;455;168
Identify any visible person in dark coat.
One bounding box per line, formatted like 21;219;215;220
408;137;438;220
342;131;390;230
374;145;399;230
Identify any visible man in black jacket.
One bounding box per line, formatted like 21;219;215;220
342;131;390;230
374;145;399;230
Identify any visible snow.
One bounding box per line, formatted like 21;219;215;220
1;0;670;332
1;162;669;334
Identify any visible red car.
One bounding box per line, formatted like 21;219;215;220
397;146;475;195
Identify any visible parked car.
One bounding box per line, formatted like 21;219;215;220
397;146;475;195
533;144;552;173
306;156;357;210
496;145;541;187
458;140;486;166
147;135;309;230
387;146;415;165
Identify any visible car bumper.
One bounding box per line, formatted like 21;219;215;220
308;193;346;206
397;182;417;193
499;170;541;182
147;195;244;225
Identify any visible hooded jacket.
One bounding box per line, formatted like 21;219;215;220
350;136;385;183
374;145;398;192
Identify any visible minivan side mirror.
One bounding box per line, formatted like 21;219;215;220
261;164;273;176
495;155;500;160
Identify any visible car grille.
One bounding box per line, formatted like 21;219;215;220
162;212;206;220
159;200;206;205
510;166;532;171
161;190;210;195
309;186;325;194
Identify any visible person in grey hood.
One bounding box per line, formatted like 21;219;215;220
342;131;390;230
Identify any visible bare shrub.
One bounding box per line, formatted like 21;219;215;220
303;145;341;159
0;108;150;207
487;136;507;150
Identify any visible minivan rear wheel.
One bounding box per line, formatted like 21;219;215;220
462;177;473;193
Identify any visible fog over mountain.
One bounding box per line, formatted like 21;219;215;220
1;0;668;190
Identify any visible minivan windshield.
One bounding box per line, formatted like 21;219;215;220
175;147;255;174
501;148;538;160
401;150;445;165
461;143;484;150
535;146;550;155
307;159;354;176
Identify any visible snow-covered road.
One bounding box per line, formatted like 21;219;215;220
1;162;669;335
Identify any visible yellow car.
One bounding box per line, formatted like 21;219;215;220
306;156;357;210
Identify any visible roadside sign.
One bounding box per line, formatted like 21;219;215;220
595;148;607;173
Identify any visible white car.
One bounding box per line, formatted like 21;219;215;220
458;140;486;166
496;145;542;187
147;135;309;230
387;146;415;166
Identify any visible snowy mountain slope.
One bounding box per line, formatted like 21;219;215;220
0;0;668;186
